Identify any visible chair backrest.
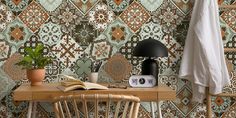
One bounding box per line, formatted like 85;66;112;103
53;94;140;118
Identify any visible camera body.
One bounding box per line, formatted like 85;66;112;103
129;75;156;87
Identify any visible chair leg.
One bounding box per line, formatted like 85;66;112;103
27;101;33;118
32;102;37;118
150;102;155;118
157;101;163;118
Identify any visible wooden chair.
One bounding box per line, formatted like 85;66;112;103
53;94;140;118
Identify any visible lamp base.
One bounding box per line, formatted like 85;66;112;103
141;58;158;85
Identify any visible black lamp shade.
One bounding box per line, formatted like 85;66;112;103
132;37;168;86
133;37;168;57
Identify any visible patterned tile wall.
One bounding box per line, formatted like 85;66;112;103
0;0;236;117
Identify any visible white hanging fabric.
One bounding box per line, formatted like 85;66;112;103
179;0;231;103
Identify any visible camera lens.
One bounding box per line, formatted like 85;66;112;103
139;78;145;84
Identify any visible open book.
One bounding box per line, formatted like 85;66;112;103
57;75;108;92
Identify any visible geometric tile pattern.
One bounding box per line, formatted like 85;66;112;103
0;0;236;117
73;20;100;50
4;0;29;14
0;39;12;66
18;1;49;32
119;35;144;66
211;96;234;117
71;0;98;15
0;3;15;32
170;0;193;15
38;0;63;12
120;1;150;33
104;19;133;49
3;18;32;49
221;9;236;32
173;86;198;116
139;21;164;41
104;0;132;15
51;1;83;33
73;57;92;81
152;0;185;33
51;35;83;68
138;0;163;12
89;35;113;60
39;21;62;46
87;2;115;31
0;69;16;101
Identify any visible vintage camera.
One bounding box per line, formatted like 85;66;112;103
129;75;156;87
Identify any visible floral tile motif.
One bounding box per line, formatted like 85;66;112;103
51;0;84;33
152;0;184;33
2;53;26;81
18;1;49;33
120;1;150;33
159;74;178;90
139;21;164;40
73;20;100;50
73;56;92;81
0;3;15;32
104;0;132;15
71;0;98;15
173;20;189;47
172;85;198;116
4;0;29;14
0;102;14;118
0;39;13;67
52;35;83;68
89;34;113;60
138;0;163;12
222;102;236;118
87;2;115;31
161;101;185;118
38;0;62;12
220;19;235;46
104;19;133;49
44;58;66;83
221;9;236;32
119;34;144;66
18;34;49;56
170;0;193;15
18;103;50;118
39;21;62;46
3;18;32;49
0;69;16;101
104;53;132;81
211;96;234;117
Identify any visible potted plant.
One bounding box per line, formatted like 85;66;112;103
16;44;52;86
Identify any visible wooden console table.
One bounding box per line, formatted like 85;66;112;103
13;83;176;118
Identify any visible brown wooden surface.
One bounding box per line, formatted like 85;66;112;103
13;83;176;102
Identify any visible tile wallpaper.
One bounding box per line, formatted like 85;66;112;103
0;0;236;117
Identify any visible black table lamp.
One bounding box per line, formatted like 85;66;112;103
133;37;168;84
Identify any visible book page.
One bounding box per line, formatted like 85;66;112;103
83;82;108;90
57;84;87;92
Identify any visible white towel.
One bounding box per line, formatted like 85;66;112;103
179;0;231;103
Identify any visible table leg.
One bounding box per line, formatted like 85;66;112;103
32;102;37;118
27;101;33;118
157;101;163;118
150;102;156;118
